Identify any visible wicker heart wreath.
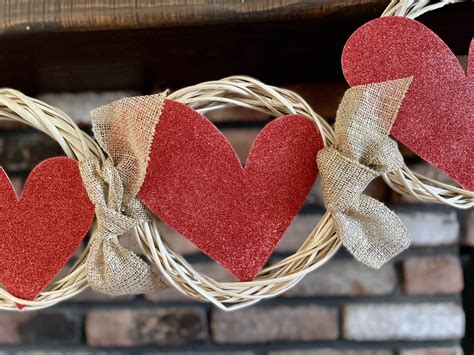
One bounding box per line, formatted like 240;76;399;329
0;0;471;310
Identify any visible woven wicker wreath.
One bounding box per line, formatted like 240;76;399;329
134;76;340;311
0;89;104;310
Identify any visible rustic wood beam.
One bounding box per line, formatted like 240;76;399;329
0;0;388;34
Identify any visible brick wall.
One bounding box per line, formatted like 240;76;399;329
0;89;471;354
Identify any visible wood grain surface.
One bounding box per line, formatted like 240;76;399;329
0;0;387;34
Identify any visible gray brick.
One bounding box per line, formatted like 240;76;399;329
283;259;396;297
15;352;125;355
463;210;474;246
398;211;459;246
158;221;198;255
276;213;324;253
343;303;465;340
9;176;24;196
38;91;140;126
0;312;81;345
399;347;463;355
0;132;63;172
212;305;338;343
402;255;463;295
221;128;260;164
145;285;194;303
86;308;207;347
145;353;254;355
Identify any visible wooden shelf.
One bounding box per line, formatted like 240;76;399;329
0;0;389;35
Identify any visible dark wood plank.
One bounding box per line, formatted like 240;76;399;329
0;0;389;35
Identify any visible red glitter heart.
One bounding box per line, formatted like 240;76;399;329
342;17;473;191
138;100;323;281
0;157;94;306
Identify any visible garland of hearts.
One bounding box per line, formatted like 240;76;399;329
130;0;472;309
0;0;470;311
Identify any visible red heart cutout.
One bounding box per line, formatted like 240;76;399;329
0;157;94;305
342;17;473;191
139;100;323;281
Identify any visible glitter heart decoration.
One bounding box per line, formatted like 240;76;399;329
0;157;95;306
138;100;323;281
342;17;473;190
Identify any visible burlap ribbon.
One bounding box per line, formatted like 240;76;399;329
79;93;168;295
317;78;413;268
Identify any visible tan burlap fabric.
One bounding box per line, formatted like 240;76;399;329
317;78;413;268
79;93;168;295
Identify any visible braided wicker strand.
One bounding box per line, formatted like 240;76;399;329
0;89;104;310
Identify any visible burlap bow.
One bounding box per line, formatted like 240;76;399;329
317;78;413;268
79;93;168;295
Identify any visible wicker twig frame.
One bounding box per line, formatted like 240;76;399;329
0;89;104;310
134;76;341;311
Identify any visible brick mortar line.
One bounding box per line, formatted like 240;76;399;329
0;339;462;352
309;246;461;259
142;246;462;267
54;294;463;312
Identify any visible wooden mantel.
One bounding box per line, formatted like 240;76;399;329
0;0;392;34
